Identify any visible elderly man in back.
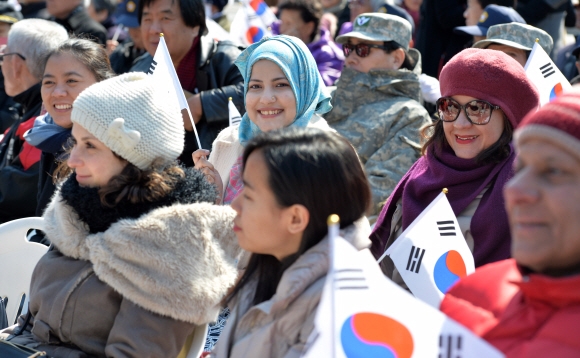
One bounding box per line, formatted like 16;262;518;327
0;19;68;224
131;0;244;166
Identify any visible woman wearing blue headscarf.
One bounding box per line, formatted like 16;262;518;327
193;35;333;205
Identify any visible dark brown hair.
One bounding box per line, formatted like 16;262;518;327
42;37;115;82
278;0;324;43
228;127;371;306
54;146;185;207
421;112;514;165
383;40;415;71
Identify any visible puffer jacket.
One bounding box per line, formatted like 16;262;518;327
325;50;432;221
211;218;371;358
440;259;580;357
0;170;242;357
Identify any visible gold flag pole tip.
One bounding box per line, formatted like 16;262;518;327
160;33;164;37
535;38;539;43
228;97;232;101
327;214;340;225
442;188;448;194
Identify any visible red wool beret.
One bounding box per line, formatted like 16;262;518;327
439;48;540;129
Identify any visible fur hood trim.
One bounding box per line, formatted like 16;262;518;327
43;193;242;324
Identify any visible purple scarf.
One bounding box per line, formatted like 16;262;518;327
370;144;515;267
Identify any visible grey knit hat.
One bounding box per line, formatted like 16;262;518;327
71;72;184;170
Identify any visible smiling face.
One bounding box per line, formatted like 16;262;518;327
231;149;303;261
505;139;580;276
67;124;127;188
443;95;505;159
245;59;297;132
42;53;99;129
140;0;199;65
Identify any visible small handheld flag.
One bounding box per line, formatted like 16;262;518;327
228;97;242;127
301;215;504;358
147;34;202;149
524;40;571;106
229;0;276;45
378;190;475;308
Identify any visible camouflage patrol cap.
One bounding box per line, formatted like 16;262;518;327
336;13;412;50
472;22;553;54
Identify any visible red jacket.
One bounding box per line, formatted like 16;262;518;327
440;259;580;357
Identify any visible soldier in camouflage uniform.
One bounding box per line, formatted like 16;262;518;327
472;22;553;67
326;13;431;222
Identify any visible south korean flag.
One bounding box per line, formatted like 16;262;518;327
378;190;475;308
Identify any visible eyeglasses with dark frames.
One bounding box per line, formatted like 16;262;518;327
0;52;26;64
436;97;501;125
342;43;389;58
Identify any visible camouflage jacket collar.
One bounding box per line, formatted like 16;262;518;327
336;48;422;102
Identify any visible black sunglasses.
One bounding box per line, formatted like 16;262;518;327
0;52;26;63
342;43;388;58
436;97;501;125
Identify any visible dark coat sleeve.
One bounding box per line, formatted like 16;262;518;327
0;125;40;223
198;41;245;126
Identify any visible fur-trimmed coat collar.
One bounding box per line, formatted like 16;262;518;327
43;177;242;325
59;167;218;233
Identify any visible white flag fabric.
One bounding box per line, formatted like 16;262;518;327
524;42;572;106
229;99;242;127
302;233;503;358
379;192;475;308
147;36;188;110
229;0;276;46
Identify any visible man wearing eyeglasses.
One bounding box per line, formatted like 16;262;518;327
324;13;431;223
0;19;68;224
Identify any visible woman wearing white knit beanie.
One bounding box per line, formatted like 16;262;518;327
0;72;244;357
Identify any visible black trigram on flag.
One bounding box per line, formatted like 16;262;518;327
540;62;555;78
405;245;425;273
230;115;242;126
146;59;158;75
334;268;368;290
439;334;462;358
437;220;457;236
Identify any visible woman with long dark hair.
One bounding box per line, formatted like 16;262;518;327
211;127;372;357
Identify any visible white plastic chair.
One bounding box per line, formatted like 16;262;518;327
0;217;47;325
185;323;209;358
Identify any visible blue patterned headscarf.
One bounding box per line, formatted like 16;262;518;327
235;35;332;144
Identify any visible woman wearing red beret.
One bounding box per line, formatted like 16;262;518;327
440;90;580;357
370;48;540;287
